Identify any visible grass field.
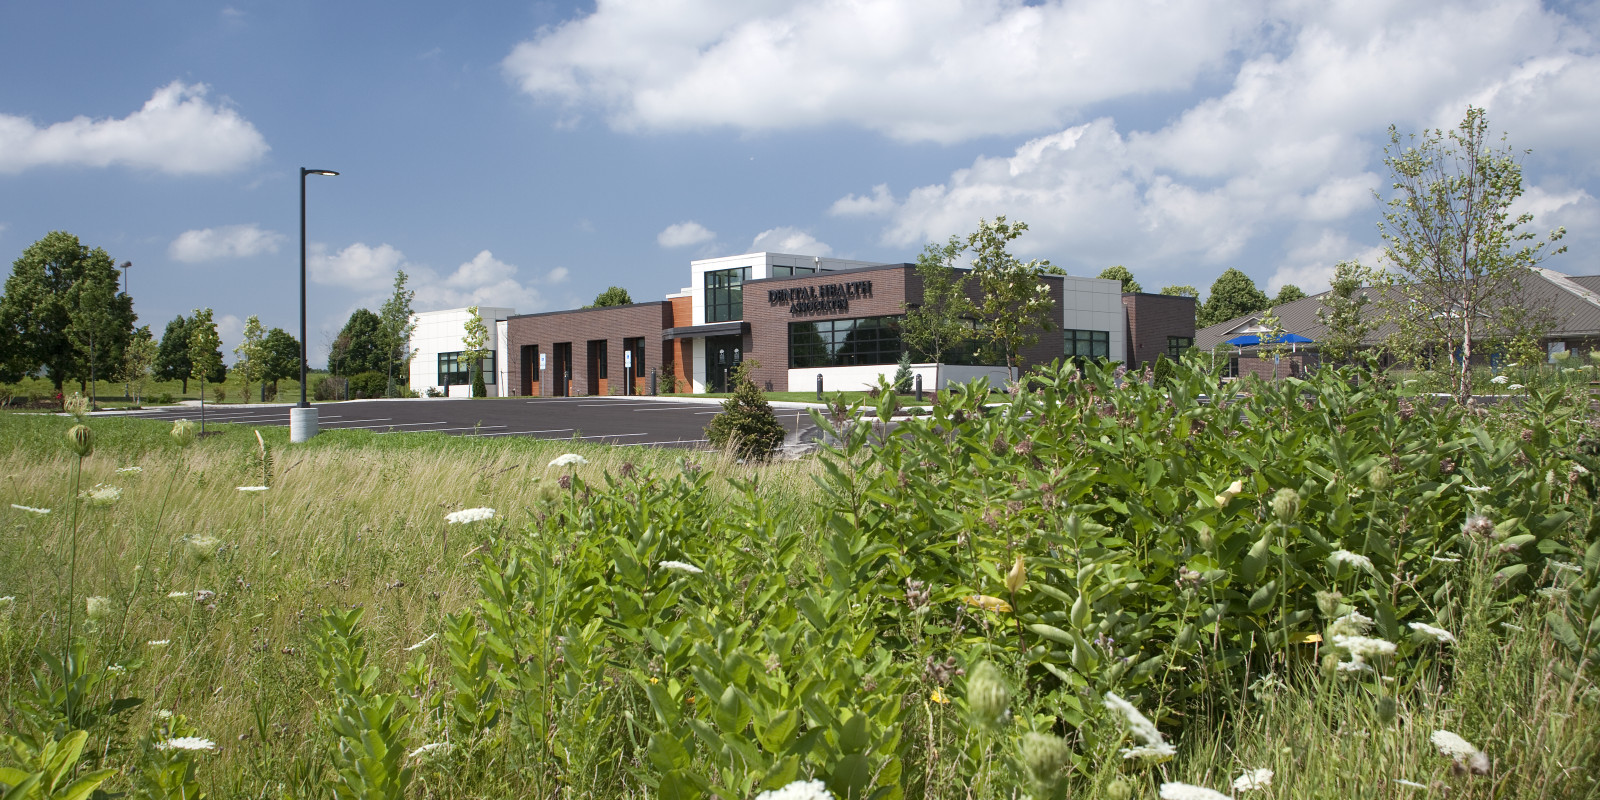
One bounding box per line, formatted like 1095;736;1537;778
2;359;1598;799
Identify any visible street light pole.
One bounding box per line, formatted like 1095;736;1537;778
294;168;339;442
121;261;131;400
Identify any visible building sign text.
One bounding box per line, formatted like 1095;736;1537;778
768;281;873;316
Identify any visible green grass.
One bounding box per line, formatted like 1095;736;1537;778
3;372;325;408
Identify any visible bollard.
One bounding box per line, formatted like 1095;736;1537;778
816;373;824;401
650;367;658;396
915;372;923;402
289;406;319;443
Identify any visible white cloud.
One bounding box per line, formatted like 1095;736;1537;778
311;242;560;315
168;224;284;263
0;81;268;174
751;226;832;256
503;0;1258;143
657;221;716;248
309;242;406;289
546;266;571;284
1266;230;1386;296
829;184;896;217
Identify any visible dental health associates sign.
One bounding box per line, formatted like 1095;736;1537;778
767;280;873;316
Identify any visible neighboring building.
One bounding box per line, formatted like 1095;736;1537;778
408;307;516;397
1195;267;1600;379
496;251;1196;396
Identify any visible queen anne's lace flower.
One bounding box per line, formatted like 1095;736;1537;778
1104;692;1174;761
10;504;50;515
548;453;588;467
1233;769;1273;791
117;466;144;473
445;507;495;524
1327;611;1375;638
148;639;170;646
1431;729;1491;774
156;737;217;752
1332;634;1397;659
754;779;835;800
659;560;704;575
408;742;453;759
1328;550;1375;573
1490;374;1509;385
1508;384;1525;391
1159;782;1230;800
237;486;269;492
83;485;122;506
1409;622;1457;644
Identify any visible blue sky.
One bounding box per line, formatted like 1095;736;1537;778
3;1;1598;364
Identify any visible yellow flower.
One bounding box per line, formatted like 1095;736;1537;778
648;677;659;685
930;688;950;705
961;594;1013;613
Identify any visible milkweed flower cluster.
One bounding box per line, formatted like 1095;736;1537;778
754;779;835;800
1103;692;1177;762
659;560;704;575
1328;549;1374;573
445;507;495;524
155;737;218;752
1232;769;1274;792
1409;622;1457;644
548;453;588;468
1431;729;1490;774
10;504;50;515
1159;782;1230;800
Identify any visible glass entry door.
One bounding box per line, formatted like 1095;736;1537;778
706;335;743;393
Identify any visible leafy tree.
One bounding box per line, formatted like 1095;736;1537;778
1256;308;1290;379
461;305;490;398
188;308;224;429
1197;269;1270;328
587;286;633;308
1315;260;1376;366
154;315;193;391
119;325;157;406
378;270;416;397
965;217;1056;382
1159;285;1198;297
900;235;975;363
331;309;386;376
1376;106;1566;404
1097;265;1142;293
0;231;134;392
233;315;267;403
1273;284;1307;305
704;360;786;459
262;327;301;395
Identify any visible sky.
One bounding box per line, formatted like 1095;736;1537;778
2;0;1598;365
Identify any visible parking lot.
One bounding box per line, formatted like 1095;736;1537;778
109;396;814;448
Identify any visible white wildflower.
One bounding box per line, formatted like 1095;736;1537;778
1462;485;1491;493
1336;657;1373;674
148;640;170;647
1537;587;1568;599
1328;550;1375;573
186;535;221;562
155;737;217;752
1159;782;1230;800
445;507;495;525
404;634;437;651
117;466;144;473
1104;691;1172;760
107;664;126;675
166;591;190;599
1508;384;1524;391
1394;779;1427;788
1430;555;1462;563
1500;622;1524;632
155;710;173;719
1409;622;1457;644
1332;634;1397;660
1327;611;1375;638
407;742;453;760
1490;375;1509;385
86;596;112;621
548;453;588;468
1551;561;1583;574
236;486;269;492
659;560;704;575
1121;742;1178;762
10;504;51;515
1571;463;1590;475
82;485;122;506
1431;729;1490;773
1233;769;1273;791
754;779;835;800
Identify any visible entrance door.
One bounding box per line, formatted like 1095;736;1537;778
706;334;743;393
587;339;608;396
519;345;538;396
553;342;572;396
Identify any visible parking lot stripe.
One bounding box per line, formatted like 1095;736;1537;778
616;438;709;446
373;424;506;434
471;427;577;437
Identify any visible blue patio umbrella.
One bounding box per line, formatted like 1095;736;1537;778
1224;333;1314;346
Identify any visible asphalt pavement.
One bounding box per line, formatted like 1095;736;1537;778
105;396;815;448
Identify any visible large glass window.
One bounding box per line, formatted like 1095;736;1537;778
438;351;495;385
789;316;903;368
1167;336;1193;359
771;265;818;277
1064;329;1110;359
705;267;751;323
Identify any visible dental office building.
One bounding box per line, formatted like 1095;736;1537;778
490;251;1197;397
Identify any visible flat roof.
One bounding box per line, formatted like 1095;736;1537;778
504;300;667;322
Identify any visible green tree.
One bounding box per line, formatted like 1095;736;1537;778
1255;308;1290;379
120;325;157;406
232;315;267;404
587;286;633;308
330;309;385;376
461;306;490;398
900;235;975;363
1097;265;1142;293
1159;285;1198;297
1315;260;1376;366
378;271;416;397
1376;106;1566;404
262;327;301;396
966;217;1056;382
1273;284;1307;305
0;231;134;392
704;360;786;459
1198;269;1271;327
154;315;193;392
188;308;224;430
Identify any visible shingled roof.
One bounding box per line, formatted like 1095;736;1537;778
1196;268;1600;351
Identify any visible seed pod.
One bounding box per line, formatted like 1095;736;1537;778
1104;777;1133;800
1368;464;1391;492
1018;732;1071;787
966;661;1009;728
66;424;94;457
170;419;197;448
1272;488;1301;524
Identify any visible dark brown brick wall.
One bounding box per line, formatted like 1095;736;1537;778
744;266;918;391
504;302;672;396
1123;294;1198;368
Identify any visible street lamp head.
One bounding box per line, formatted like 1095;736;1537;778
302;168;340;177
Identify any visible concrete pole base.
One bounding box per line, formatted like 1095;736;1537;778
289;406;319;443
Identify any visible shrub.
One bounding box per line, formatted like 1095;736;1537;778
1152;354;1176;388
212;387;226;403
314;376;348;402
704;360;786;459
892;352;914;393
472;369;487;398
153;392;174;405
349;371;388;399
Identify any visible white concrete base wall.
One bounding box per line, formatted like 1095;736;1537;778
408;306;514;398
786;363;1014;393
